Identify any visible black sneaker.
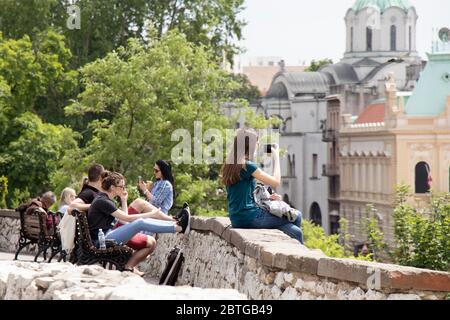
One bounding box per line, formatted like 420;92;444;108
176;203;190;234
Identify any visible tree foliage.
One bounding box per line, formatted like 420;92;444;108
391;185;450;271
0;30;77;125
0;112;80;207
305;58;333;72
0;0;246;67
0;176;7;208
60;31;246;213
360;186;450;271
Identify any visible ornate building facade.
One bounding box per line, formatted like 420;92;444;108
339;50;450;244
260;0;423;235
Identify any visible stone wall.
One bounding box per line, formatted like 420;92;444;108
141;217;450;300
0;210;37;256
0;261;246;300
1;210;449;300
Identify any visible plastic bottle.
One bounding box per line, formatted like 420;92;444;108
98;229;106;250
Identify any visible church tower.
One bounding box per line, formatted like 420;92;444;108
343;0;419;64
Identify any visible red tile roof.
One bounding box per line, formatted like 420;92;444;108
355;103;385;124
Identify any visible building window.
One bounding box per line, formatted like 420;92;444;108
350;27;354;52
312;154;318;178
310;202;322;226
390;25;397;51
366;27;373;52
409;26;412;52
415;162;431;194
287;154;296;177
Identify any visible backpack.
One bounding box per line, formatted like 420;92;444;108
159;246;184;286
253;184;299;222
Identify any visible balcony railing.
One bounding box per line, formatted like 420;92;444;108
322;129;337;142
322;164;339;177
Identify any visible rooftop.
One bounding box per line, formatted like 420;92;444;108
405;53;450;116
352;0;412;13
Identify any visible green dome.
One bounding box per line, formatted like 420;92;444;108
352;0;412;12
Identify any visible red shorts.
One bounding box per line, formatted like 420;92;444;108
116;207;155;250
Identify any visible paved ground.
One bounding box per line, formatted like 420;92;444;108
0;251;159;285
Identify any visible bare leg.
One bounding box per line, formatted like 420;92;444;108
125;236;157;273
129;199;174;222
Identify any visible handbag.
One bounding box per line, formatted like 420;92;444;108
253;184;299;222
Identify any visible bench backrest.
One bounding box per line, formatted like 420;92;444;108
19;208;52;240
72;209;96;251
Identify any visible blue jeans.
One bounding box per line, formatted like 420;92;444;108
241;208;304;244
105;218;176;244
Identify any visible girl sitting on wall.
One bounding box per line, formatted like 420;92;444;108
220;128;304;244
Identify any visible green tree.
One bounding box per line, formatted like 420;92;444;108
303;220;346;258
61;31;244;213
305;58;333;72
0;0;246;67
147;0;246;64
363;204;388;261
0;112;80;207
0;30;77;126
0;0;62;40
0;176;7;208
228;74;260;103
392;185;450;271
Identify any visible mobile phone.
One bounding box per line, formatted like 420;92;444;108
265;144;272;154
138;176;142;183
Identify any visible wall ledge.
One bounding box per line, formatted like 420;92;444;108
191;216;450;293
0;209;18;219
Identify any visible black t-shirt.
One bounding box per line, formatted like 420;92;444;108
77;184;100;205
87;192;117;240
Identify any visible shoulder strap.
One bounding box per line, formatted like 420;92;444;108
162;248;183;286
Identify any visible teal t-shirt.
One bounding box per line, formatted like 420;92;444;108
226;161;259;227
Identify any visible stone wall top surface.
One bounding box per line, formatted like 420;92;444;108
1;211;449;293
0;209;17;219
0;261;247;300
191;216;450;293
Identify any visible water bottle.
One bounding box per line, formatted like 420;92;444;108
98;229;106;250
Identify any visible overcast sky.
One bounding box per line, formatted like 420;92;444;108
238;0;450;65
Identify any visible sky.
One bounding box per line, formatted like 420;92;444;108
238;0;450;66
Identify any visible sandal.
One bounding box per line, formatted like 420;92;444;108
133;267;145;277
123;266;134;273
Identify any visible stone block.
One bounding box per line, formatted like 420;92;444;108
229;229;247;253
318;257;450;292
317;258;391;288
274;272;285;288
388;269;450;292
190;217;209;231
280;286;299;300
387;293;421;300
208;218;230;238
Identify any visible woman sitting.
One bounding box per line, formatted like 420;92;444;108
128;160;175;220
88;171;190;274
114;160;176;250
220;128;303;244
58;187;77;216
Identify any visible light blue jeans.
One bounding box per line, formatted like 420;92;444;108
240;208;304;244
105;218;176;244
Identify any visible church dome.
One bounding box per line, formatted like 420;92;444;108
352;0;412;12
